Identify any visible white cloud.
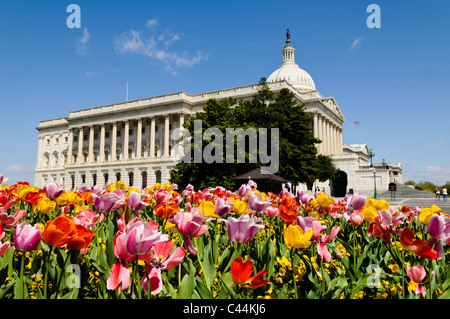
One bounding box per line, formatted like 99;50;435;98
349;36;365;52
439;139;447;144
113;24;205;74
417;165;450;185
76;27;90;55
146;18;158;27
5;164;34;174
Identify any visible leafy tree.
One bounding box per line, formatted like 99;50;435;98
170;81;337;190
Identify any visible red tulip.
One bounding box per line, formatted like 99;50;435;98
230;257;270;288
400;227;439;260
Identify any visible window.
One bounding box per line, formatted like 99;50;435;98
55;138;59;144
105;132;110;138
142;171;147;189
74;136;78;142
117;130;121;137
65;137;68;143
142;127;145;134
128;172;134;187
81;174;86;184
129;129;133;135
94;134;98;140
92;174;97;186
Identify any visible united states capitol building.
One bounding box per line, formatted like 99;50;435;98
34;32;402;197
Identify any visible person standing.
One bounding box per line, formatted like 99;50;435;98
435;188;441;201
442;187;447;202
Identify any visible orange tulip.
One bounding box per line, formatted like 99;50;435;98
67;224;94;250
155;203;179;219
43;215;76;248
279;204;297;225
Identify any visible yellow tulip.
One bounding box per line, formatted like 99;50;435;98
231;199;247;214
366;198;389;211
199;199;218;218
162;183;173;192
37;197;56;214
316;193;334;207
419;206;440;225
361;206;378;223
284;225;313;250
55;192;68;206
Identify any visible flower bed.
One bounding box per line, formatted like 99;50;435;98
0;174;449;299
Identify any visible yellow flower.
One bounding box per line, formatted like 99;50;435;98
55;192;68;206
108;180;126;191
316;193;334;207
15;184;38;200
162;183;173;192
284;225;313;250
199;199;218;218
231;199;247;214
361;206;378;223
153;183;162;190
419;205;441;225
388;264;399;274
276;256;292;269
66;191;83;206
37;197;56;214
407;281;417;294
164;220;176;232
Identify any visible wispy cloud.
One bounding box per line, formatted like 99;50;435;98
5;164;34;174
439;139;447;144
417;165;450;185
349;36;365;52
146;18;158;27
113;21;205;74
76;27;90;55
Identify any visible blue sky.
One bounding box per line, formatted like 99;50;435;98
1;0;449;186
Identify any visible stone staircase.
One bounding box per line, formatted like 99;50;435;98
378;183;436;199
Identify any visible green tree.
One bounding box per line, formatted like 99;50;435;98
170;81;337;191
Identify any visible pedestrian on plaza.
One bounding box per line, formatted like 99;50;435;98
322;187;326;194
435;188;441;201
442;187;447;202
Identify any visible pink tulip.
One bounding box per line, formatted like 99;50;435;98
74;208;103;230
426;215;450;259
316;226;339;262
0;241;11;257
140;239;185;295
406;265;432;297
247;193;272;212
13;221;41;252
220;214;265;244
214;197;233;217
45;183;65;200
153;189;172;205
347;193;367;212
94;192;119;213
125;218;168;255
107;260;131;291
247;180;257;189
239;184;252;198
349;212;364;226
264;205;279;218
172;208;208;255
127;191;149;213
0;209;27;229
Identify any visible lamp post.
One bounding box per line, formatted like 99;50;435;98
369;149;377;199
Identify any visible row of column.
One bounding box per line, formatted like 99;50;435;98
67;112;185;165
313;112;343;155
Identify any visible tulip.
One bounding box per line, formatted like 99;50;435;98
107;260;131;291
284;224;313;250
173;208;208;255
0;174;9;185
230;257;270;288
220;214;265;244
94;192;119;213
42;215;76;248
127;191;149;213
406;265;433;298
0;241;10;257
74;208;103;230
14;221;41;251
214;197;233;217
140;239;185;295
66;224;94;251
125;218;168;255
400;227;439;260
0;209;27;229
316;193;334;207
347;193;367;212
247;193;272;212
155;203;179;219
238;184;252;198
316;226;339;262
153;189;172;205
264;205;279;218
37;197;56;215
426;214;450;259
45;183;65;200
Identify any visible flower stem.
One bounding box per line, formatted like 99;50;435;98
18;252;25;299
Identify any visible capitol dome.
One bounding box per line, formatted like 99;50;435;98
267;30;316;92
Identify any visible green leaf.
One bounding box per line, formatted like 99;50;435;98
201;242;217;290
217;272;236;299
195;277;214;299
176;260;196;299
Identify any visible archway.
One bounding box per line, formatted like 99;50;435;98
331;170;347;197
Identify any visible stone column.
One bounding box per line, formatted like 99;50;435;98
317;115;322;154
313;112;319;152
77;127;84;163
88;125;94;163
111;122;117;161
325;120;330;155
150;116;155;158
137;119;142;159
178;112;185;156
123;120;129;160
164;114;170;158
99;124;105;162
36;136;43;168
67;129;73;164
338;128;343;154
